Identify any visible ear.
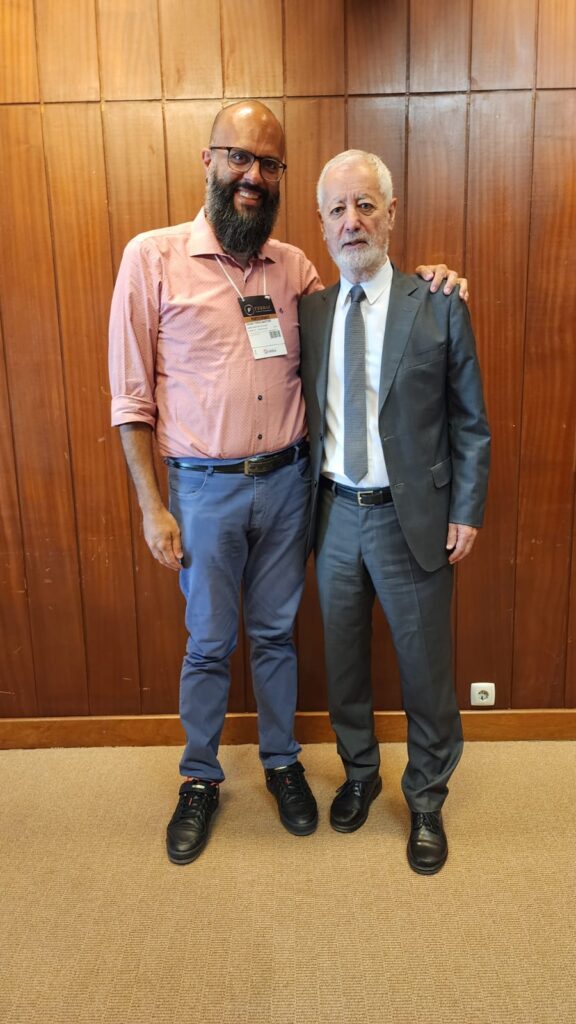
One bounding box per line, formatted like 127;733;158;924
388;197;398;229
316;208;326;239
201;148;212;172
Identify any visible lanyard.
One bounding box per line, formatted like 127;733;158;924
214;253;267;298
214;254;286;361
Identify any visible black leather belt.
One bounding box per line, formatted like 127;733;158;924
166;440;309;477
321;476;393;507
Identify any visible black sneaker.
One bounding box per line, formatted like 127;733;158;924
166;779;219;865
264;762;318;836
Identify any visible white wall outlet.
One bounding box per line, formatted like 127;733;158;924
470;682;496;707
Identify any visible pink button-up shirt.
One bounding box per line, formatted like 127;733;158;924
109;209;322;458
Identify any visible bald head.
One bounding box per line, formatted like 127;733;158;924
209;101;285;160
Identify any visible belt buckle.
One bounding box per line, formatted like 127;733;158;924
357;490;374;506
244;456;269;476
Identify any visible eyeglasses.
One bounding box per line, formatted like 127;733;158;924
209;147;287;182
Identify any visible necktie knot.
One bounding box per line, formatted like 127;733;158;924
349;284;366;305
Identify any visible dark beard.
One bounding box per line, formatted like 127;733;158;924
205;174;280;256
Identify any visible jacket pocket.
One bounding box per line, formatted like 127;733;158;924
400;341;447;369
431;457;452;488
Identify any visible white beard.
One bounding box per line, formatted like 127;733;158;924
333;237;389;282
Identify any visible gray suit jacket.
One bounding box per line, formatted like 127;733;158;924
298;267;491;571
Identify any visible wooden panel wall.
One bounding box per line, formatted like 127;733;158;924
1;0;575;720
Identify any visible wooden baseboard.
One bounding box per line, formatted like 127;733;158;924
0;709;575;749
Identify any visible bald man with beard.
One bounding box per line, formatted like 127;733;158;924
109;101;466;865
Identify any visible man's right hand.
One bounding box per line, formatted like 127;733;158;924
142;506;183;571
118;423;184;572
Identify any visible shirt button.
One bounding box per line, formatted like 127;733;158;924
257;395;263;400
257;433;263;440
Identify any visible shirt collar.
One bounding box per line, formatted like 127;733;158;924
337;257;393;308
186;207;276;264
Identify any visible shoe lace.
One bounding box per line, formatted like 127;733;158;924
337;779;365;798
275;768;309;804
175;784;216;824
413;812;441;833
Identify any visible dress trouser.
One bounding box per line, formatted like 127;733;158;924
168;458;311;782
314;486;463;812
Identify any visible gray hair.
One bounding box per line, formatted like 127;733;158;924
316;150;394;208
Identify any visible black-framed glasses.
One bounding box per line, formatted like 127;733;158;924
210;147;287;182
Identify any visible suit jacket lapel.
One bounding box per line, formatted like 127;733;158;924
378;269;421;413
314;284;339;410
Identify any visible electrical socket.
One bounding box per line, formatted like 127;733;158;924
470;682;495;707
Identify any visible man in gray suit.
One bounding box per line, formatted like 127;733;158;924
299;150;490;874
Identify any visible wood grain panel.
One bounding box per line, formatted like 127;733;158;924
102;100;184;713
98;0;161;99
3;708;576;750
0;105;88;715
284;99;346;288
567;496;576;707
43;103;140;715
410;0;471;92
405;96;467;272
537;0;576;88
285;0;345;97
159;0;222;98
471;0;537;89
221;0;283;97
102;101;169;271
456;92;533;709
35;0;100;101
513;90;576;707
0;0;39;102
164;100;222;225
0;319;36;716
347;97;406;270
134;525;187;715
346;0;407;95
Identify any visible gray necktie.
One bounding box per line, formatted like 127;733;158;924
344;284;368;484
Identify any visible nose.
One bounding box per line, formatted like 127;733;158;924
242;159;266;188
342;204;362;232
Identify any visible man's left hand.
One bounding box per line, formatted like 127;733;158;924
416;264;469;302
446;523;478;564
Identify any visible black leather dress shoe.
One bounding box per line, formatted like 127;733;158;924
166;780;219;864
265;762;318;836
407;810;448;875
330;776;382;833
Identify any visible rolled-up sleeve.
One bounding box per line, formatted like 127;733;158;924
109;236;162;428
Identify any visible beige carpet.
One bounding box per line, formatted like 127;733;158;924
1;742;575;1024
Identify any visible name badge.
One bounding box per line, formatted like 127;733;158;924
238;294;287;360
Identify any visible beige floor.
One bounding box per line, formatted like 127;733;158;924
1;741;575;1023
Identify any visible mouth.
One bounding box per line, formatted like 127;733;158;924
234;185;265;206
341;236;369;250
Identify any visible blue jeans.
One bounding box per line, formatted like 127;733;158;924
168;458;311;781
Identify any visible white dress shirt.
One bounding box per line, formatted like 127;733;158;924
322;259;393;487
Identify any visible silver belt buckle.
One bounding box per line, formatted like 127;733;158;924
357;490;374;506
244;455;273;476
